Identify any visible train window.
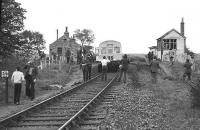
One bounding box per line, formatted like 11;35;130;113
101;47;106;54
114;47;120;53
107;44;113;47
111;56;113;61
108;49;113;54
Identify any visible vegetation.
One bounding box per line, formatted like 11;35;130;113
0;0;46;70
74;29;95;46
0;0;26;57
17;30;46;62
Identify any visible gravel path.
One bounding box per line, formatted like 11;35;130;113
100;63;200;130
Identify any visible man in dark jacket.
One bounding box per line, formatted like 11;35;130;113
118;54;130;83
86;53;92;80
150;56;160;83
24;62;38;100
183;59;192;80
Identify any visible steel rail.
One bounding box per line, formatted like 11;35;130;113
58;72;118;130
0;73;101;127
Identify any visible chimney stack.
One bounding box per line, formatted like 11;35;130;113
181;18;184;36
64;26;69;38
56;29;58;40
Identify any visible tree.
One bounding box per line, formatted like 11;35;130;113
17;30;46;62
74;29;95;58
0;0;26;57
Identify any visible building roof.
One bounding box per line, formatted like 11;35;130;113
149;46;157;49
157;28;186;40
100;40;121;44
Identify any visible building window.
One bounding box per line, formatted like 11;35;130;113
163;39;177;50
57;47;62;55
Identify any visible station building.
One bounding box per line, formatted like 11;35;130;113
49;27;80;62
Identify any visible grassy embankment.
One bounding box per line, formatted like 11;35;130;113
0;57;73;104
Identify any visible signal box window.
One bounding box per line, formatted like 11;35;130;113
163;39;177;50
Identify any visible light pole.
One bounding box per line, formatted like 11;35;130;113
0;0;2;28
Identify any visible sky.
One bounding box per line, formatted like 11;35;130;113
16;0;200;54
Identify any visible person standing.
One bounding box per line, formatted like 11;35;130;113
11;67;25;105
150;56;160;83
81;58;88;82
118;54;130;83
101;56;110;81
183;59;193;80
86;53;92;80
24;62;38;100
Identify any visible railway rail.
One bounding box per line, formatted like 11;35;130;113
0;72;118;130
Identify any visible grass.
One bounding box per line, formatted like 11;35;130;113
0;62;73;105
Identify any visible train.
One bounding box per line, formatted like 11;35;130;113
95;40;123;72
95;40;123;61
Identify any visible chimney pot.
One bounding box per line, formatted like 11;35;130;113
180;17;184;36
56;29;58;40
65;27;68;32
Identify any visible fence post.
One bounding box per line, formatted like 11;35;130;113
5;77;8;104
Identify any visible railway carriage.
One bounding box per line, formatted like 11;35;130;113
95;40;123;72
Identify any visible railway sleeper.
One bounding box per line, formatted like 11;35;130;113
28;113;75;117
8;120;67;127
5;126;59;130
19;116;70;121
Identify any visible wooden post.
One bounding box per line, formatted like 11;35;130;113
5;77;8;104
1;70;9;104
59;60;61;71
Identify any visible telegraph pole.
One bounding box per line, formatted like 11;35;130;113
0;0;2;28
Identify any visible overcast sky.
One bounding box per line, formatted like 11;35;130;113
16;0;200;54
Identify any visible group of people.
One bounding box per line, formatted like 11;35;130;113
149;55;194;83
147;51;154;63
81;53;93;82
97;54;130;83
11;62;38;105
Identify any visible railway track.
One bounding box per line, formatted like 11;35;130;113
0;73;118;130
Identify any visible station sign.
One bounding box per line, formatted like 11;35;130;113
1;71;9;78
